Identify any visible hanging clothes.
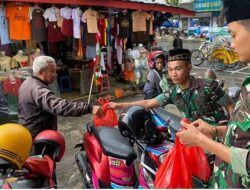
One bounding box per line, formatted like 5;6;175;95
60;7;73;37
82;8;99;33
43;6;64;42
72;7;83;39
5;3;31;40
30;8;47;42
0;7;11;45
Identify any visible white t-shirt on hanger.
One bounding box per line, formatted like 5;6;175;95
60;7;72;20
43;6;59;22
72;7;82;39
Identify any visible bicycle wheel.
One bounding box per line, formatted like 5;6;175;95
213;59;228;71
191;49;205;66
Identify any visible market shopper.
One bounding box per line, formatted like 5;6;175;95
143;51;166;99
173;31;183;49
177;0;250;188
18;56;104;139
108;48;234;125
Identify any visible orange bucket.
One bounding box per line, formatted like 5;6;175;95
114;88;124;98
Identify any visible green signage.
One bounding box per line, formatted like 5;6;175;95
194;0;222;12
166;0;179;6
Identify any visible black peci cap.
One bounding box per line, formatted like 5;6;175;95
168;49;191;63
223;0;250;24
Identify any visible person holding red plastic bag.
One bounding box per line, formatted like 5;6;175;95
93;96;118;127
155;118;211;188
178;1;250;188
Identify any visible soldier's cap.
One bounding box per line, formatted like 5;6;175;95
223;0;250;24
168;49;191;63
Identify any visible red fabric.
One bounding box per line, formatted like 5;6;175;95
98;18;106;46
3;78;23;96
20;60;29;67
47;21;64;42
154;137;192;188
62;19;73;37
93;96;118;127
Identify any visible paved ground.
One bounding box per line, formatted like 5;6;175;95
56;62;249;188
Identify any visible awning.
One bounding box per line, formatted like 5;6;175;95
5;0;195;16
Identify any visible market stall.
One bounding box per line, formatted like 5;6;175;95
0;0;194;97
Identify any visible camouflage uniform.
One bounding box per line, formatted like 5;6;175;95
211;76;250;188
156;76;231;125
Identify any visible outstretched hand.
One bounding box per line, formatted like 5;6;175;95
107;102;123;110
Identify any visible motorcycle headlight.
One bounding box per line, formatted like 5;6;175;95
142;167;154;189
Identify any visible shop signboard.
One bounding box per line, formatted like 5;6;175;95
194;0;222;12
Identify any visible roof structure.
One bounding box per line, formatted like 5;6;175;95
5;0;195;16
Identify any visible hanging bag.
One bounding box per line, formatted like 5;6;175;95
154;137;193;188
93;96;118;127
154;118;211;188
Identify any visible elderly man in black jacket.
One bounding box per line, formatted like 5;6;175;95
18;56;104;139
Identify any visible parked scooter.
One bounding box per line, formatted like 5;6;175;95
0;129;65;189
75;106;213;188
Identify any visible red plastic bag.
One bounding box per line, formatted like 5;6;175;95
93;96;118;127
154;137;193;188
184;146;211;182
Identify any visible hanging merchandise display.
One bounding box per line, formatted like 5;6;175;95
5;3;31;40
43;5;64;42
60;6;73;37
72;7;83;39
30;7;47;43
131;10;151;44
0;7;11;45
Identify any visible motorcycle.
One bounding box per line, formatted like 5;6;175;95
75;106;213;188
0;130;65;189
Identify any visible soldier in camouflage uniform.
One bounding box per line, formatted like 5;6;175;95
177;0;250;188
108;49;234;126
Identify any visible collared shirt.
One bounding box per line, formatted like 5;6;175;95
211;76;250;188
156;76;231;125
18;76;91;139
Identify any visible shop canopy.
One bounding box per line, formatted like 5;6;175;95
5;0;195;16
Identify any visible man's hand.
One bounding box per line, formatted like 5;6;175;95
107;102;123;110
177;120;205;146
92;106;105;118
192;119;215;138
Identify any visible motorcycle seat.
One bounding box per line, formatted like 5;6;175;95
93;127;137;165
152;108;182;132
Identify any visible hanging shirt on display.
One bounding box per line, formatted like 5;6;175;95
60;7;73;37
43;6;64;42
98;18;106;46
72;7;83;39
0;7;11;45
131;11;151;32
5;3;31;40
82;8;99;33
30;8;46;42
43;6;59;22
117;12;132;38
